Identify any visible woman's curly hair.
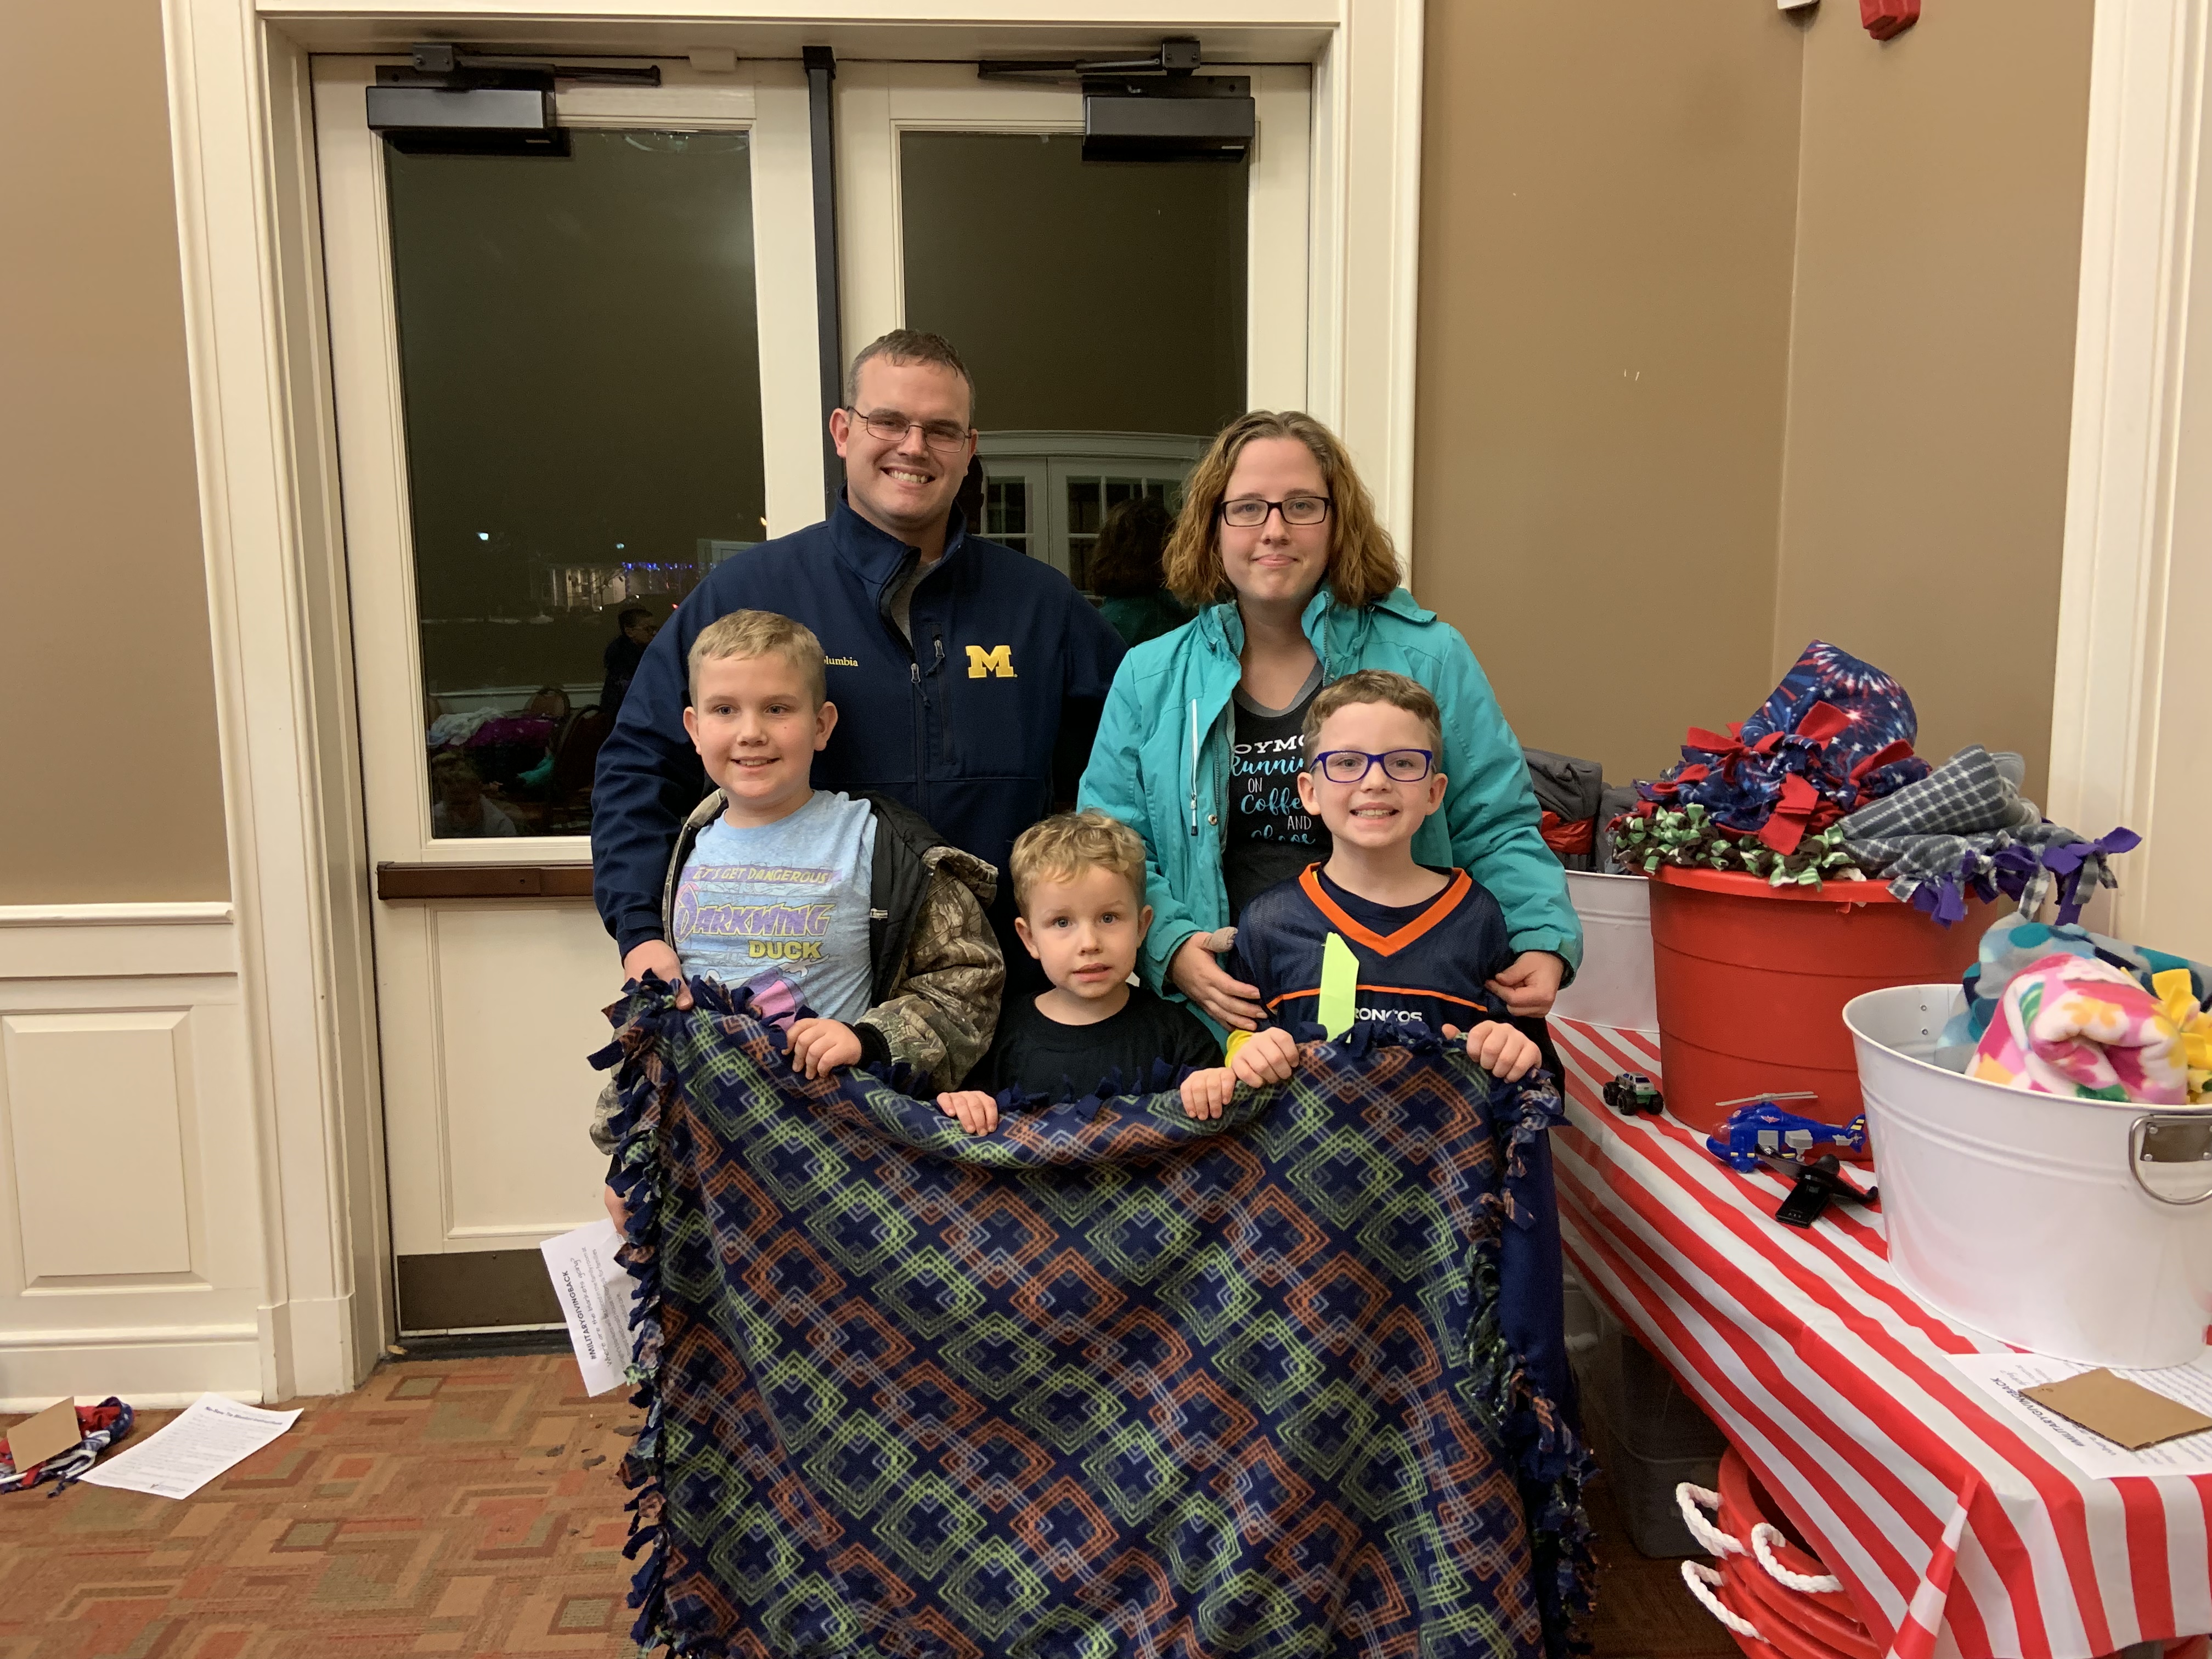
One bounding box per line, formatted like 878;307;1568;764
1162;410;1403;610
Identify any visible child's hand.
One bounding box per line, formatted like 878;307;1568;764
935;1089;1000;1136
1180;1067;1237;1120
622;940;692;1008
1229;1026;1301;1089
1445;1020;1541;1081
1485;951;1564;1018
602;1182;629;1233
787;1018;863;1080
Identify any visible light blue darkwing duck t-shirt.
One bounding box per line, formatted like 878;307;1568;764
670;791;877;1023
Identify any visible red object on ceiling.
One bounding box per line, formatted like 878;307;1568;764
1861;0;1920;40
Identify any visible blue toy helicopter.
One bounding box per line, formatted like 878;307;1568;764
1702;1093;1866;1171
1703;1094;1876;1227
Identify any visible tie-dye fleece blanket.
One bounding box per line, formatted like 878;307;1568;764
593;978;1594;1659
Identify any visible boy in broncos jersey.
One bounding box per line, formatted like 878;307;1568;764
1180;670;1542;1117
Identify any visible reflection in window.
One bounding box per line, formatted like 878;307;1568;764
385;129;765;837
902;132;1243;593
1065;476;1180;592
985;478;1029;558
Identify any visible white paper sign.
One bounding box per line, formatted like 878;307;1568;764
540;1216;640;1397
80;1394;301;1499
1948;1351;2212;1479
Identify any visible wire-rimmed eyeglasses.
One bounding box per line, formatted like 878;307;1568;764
845;408;973;453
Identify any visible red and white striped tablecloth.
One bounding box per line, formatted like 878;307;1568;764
1548;1015;2212;1659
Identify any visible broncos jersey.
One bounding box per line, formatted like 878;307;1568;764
1229;864;1514;1038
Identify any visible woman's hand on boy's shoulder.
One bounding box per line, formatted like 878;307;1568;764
935;1089;1000;1136
1444;1020;1539;1081
1170;931;1263;1030
1485;950;1564;1018
787;1018;862;1080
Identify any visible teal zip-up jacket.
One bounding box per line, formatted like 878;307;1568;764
1077;586;1582;1011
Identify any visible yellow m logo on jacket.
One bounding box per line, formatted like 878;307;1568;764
965;644;1017;679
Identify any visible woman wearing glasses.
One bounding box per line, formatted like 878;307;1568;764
1077;409;1581;1035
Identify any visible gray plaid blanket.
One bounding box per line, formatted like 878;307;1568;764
1840;746;2125;924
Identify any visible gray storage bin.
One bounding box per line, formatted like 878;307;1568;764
1571;1304;1729;1558
1595;1419;1725;1559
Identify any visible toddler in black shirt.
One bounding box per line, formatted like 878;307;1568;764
937;811;1220;1132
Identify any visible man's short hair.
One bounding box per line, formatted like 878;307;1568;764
1008;810;1148;916
844;329;977;423
617;605;654;630
687;610;828;708
1300;670;1444;764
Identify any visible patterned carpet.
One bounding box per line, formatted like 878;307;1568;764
0;1353;1726;1658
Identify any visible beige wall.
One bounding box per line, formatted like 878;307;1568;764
1774;0;2092;802
1414;3;1808;783
0;0;228;902
1417;1;2092;802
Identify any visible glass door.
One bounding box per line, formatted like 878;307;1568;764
316;58;820;1332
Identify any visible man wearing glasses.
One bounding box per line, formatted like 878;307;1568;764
591;329;1126;988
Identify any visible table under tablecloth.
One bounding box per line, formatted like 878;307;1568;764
1547;1015;2212;1659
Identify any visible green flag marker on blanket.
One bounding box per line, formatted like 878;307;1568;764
1320;930;1358;1038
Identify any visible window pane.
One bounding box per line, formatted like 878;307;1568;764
1066;479;1104;538
386;129;764;838
901;132;1244;586
986;478;1028;538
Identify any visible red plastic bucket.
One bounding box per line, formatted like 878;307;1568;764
1649;867;1983;1134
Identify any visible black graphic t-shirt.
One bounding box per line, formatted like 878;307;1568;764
963;985;1222;1099
1222;664;1333;922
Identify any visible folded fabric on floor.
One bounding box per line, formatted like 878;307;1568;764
594;977;1594;1659
1839;744;2137;925
0;1400;133;1496
1634;640;1929;855
1968;951;2187;1104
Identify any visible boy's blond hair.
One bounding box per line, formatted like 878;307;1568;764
1008;810;1148;916
686;610;827;706
1300;669;1443;763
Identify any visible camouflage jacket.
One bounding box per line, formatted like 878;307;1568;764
592;790;1002;1151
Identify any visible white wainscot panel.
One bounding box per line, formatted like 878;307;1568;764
431;904;621;1246
5;1012;197;1282
0;906;263;1406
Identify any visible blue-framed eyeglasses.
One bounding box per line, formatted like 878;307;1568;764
1311;748;1436;785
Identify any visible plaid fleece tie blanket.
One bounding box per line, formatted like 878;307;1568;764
594;979;1594;1659
1838;744;2137;924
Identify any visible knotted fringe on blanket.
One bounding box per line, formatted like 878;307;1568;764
1837;744;2139;926
591;975;1595;1659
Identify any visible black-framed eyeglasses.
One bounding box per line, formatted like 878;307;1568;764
1218;494;1332;528
1312;748;1436;785
845;408;973;453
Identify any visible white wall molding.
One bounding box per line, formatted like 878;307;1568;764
0;905;239;981
0;909;269;1408
162;0;392;1401
0;902;235;928
2050;0;2208;946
